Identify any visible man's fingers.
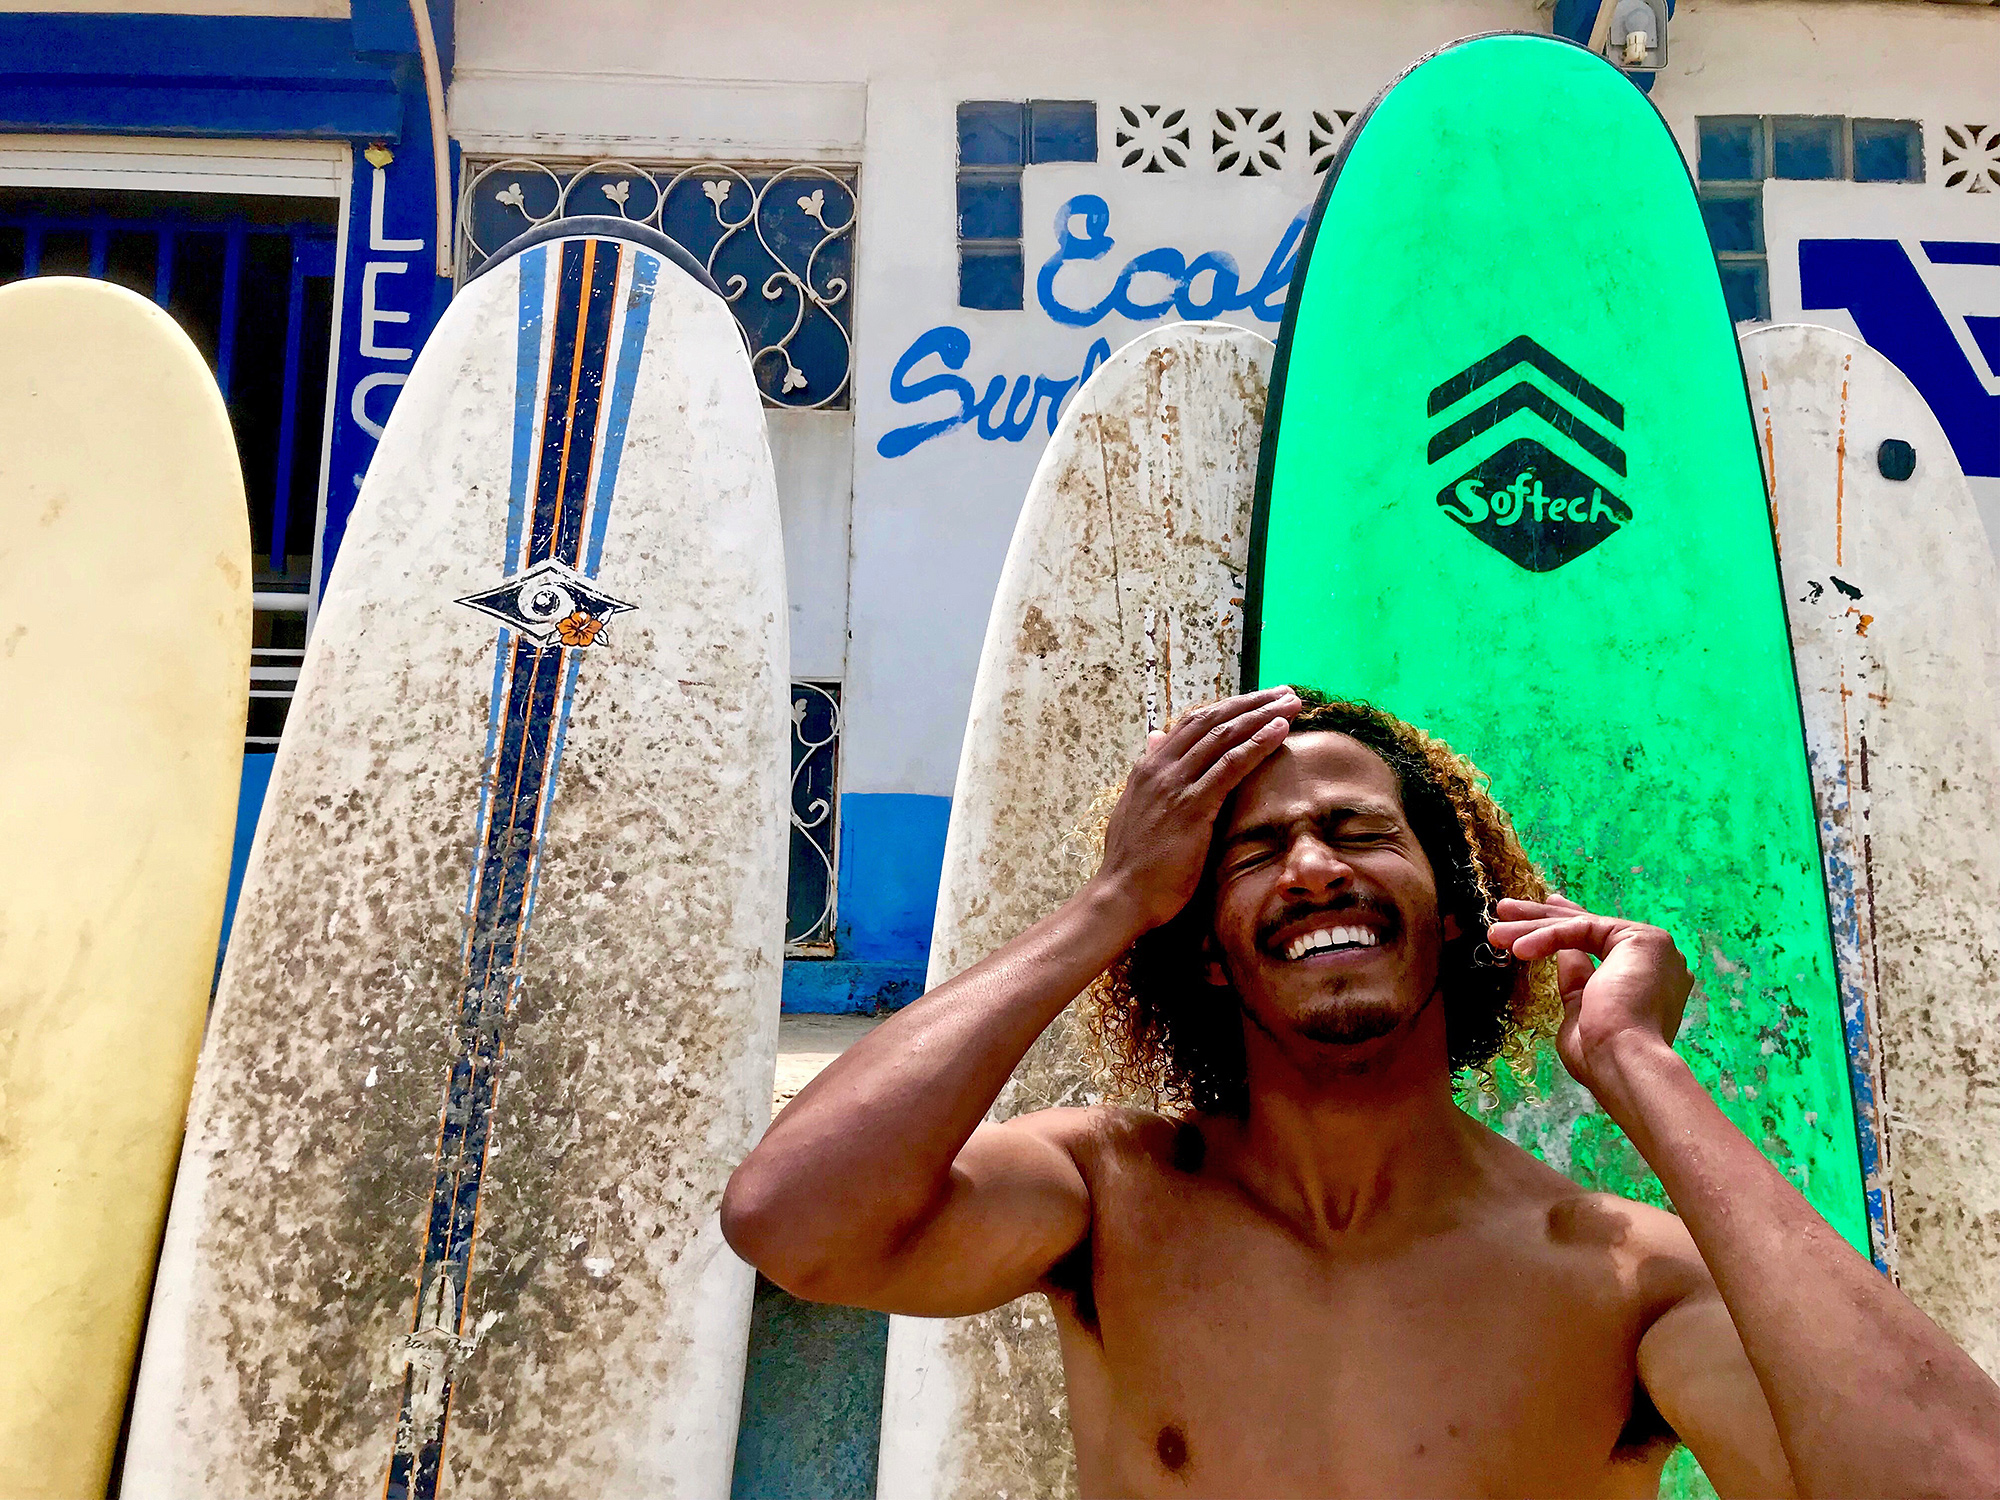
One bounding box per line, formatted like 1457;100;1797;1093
1495;896;1593;921
1488;913;1628;961
1159;687;1297;760
1555;948;1595;1001
1187;713;1292;802
1165;693;1299;789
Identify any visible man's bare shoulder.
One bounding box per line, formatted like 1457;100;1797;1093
996;1103;1210;1182
1474;1121;1713;1303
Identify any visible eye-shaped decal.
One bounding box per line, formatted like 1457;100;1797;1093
456;558;635;649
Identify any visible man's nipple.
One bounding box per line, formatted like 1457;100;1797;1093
1156;1424;1190;1475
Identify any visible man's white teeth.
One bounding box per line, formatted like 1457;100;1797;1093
1282;925;1381;961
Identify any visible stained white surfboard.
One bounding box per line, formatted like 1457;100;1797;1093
0;278;249;1500
1744;322;2000;1378
877;322;1272;1500
123;222;789;1499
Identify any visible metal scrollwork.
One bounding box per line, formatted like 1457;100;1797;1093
787;682;843;953
456;158;856;410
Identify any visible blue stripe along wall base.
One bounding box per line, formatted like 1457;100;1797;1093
782;792;950;1013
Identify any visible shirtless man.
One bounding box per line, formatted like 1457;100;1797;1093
723;687;2000;1497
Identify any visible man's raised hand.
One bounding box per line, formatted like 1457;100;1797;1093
1487;895;1693;1099
1091;688;1301;933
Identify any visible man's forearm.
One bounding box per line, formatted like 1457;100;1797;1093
1598;1034;2000;1497
720;877;1145;1290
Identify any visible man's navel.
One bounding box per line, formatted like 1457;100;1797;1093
1156;1423;1190;1476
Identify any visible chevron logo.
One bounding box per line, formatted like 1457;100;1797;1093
1427;336;1631;573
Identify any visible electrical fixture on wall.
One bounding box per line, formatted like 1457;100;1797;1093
1550;0;1673;89
1604;0;1668;70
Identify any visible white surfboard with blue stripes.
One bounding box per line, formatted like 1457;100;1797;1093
125;220;789;1500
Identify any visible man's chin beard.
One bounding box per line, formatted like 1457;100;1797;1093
1291;996;1411;1048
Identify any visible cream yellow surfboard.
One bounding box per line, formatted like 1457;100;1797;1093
0;277;250;1499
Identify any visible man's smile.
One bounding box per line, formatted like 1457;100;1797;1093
1280;923;1382;962
1260;899;1400;964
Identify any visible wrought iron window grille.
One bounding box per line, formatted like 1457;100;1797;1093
787;681;842;955
456;158;856;410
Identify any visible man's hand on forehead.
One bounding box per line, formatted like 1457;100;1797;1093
1095;687;1303;934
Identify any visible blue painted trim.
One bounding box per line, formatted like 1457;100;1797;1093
0;84;402;140
782;959;927;1014
0;13;424;140
351;0;453;73
777;793;950;1014
833;792;951;963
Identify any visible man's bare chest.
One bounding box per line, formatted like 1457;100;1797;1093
1049;1170;1667;1498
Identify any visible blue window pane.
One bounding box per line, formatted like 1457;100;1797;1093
1699;117;1761;181
1699;190;1762;254
959;244;1024;310
1853;119;1922;183
958;101;1024;167
956;176;1022;240
1772;116;1842;180
1719;262;1769;323
1029;100;1098;163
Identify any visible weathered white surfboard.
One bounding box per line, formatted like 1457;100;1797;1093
877;322;1272;1500
1744;322;2000;1378
124;221;789;1500
0;278;249;1500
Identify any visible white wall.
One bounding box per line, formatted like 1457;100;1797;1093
454;0;2000;801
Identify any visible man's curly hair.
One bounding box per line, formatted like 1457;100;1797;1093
1080;690;1560;1116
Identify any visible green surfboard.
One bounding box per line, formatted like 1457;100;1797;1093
1245;29;1870;1286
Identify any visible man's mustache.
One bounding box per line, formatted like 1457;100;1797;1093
1255;892;1401;952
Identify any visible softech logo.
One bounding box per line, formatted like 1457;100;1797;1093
1427;336;1631;573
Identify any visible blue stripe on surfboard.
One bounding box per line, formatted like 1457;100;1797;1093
529;238;619;568
460;252;550;935
1815;752;1894;1273
506;245;549;572
526;249;650;933
524;241;588;572
584;249;659;577
387;236;628;1500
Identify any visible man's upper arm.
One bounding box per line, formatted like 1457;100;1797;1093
1637;1237;1798;1500
832;1110;1093;1318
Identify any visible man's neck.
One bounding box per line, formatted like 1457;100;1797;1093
1220;998;1484;1243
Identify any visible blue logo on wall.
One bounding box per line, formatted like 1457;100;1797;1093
878;193;1306;459
1800;238;2000;480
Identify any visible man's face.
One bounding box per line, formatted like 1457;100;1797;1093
1206;732;1447;1054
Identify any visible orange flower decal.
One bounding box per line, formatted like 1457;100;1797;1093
555;610;606;648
